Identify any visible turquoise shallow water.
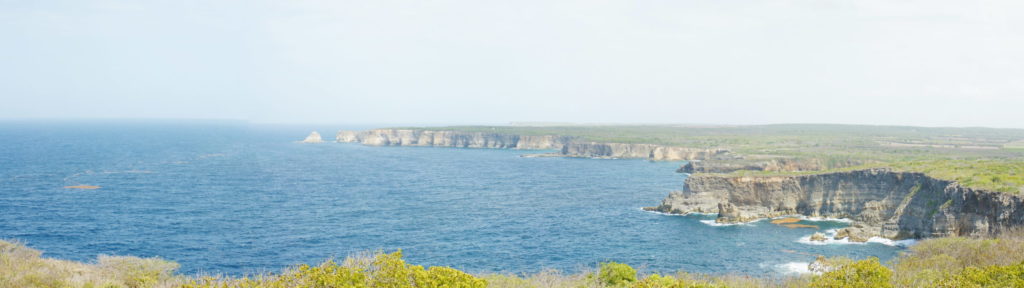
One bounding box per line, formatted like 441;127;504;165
0;121;906;276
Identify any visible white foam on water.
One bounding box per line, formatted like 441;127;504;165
767;215;853;223
638;208;716;217
797;229;858;245
797;229;917;247
775;262;812;275
699;218;764;226
793;216;854;223
866;237;917;247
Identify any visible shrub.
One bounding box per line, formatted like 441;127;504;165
598;262;637;286
632;274;680;288
290;260;368;287
893;232;1024;286
417;267;487;288
182;251;486;288
809;257;892;288
936;262;1024;288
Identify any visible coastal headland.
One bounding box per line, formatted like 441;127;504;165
336;124;1024;242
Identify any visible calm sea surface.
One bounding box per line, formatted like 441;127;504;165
0;121;906;276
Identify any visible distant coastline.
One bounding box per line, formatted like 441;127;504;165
331;125;1024;243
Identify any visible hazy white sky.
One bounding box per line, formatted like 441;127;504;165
2;0;1022;127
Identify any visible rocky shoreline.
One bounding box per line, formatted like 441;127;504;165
645;168;1024;242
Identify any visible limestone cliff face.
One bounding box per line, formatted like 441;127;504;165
561;142;730;161
337;129;730;161
678;158;827;174
650;169;1024;240
336;129;574;150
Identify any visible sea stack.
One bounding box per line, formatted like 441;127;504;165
301;131;324;143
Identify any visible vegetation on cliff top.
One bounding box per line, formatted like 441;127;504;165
6;233;1024;287
720;159;1024;194
390;124;1024;193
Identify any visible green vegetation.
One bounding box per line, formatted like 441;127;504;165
882;160;1024;193
597;262;637;286
394;124;1024;157
0;240;180;288
809;257;892;288
1006;141;1024;149
394;124;1024;193
939;262;1024;287
7;233;1024;287
182;250;487;288
890;233;1024;287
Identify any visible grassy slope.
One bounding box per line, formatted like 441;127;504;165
389;124;1024;193
5;235;1024;288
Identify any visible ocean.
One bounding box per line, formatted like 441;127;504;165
0;121;906;276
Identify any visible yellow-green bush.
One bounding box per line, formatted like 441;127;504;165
183;250;486;288
598;262;637;287
809;257;892;288
632;274;679;288
936;262;1024;287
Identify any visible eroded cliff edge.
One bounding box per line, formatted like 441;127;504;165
647;168;1024;241
336;129;729;161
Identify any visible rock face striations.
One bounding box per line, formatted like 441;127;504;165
647;168;1024;241
336;129;730;161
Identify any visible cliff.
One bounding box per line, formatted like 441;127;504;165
561;142;729;161
336;129;729;161
647;169;1024;240
336;129;574;150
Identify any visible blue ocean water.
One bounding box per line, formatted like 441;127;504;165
0;121;906;276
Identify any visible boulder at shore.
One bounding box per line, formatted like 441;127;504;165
809;232;827;242
301;131;324;143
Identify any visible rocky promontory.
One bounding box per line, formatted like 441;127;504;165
336;129;730;161
301;131;324;143
647;168;1024;241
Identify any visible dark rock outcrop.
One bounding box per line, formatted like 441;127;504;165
648;168;1024;240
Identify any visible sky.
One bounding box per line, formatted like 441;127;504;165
1;0;1022;127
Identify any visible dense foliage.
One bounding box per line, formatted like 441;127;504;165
809;258;892;288
597;262;637;286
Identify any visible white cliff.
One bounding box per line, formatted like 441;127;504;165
301;131;324;143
